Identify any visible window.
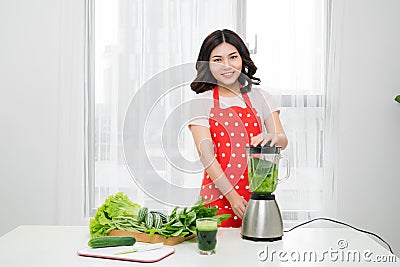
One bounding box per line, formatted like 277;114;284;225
86;0;243;215
85;0;334;223
245;0;331;222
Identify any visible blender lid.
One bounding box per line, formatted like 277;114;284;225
246;142;281;154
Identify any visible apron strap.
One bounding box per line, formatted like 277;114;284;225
242;92;253;108
213;85;220;108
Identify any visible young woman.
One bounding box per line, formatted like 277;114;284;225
189;29;288;227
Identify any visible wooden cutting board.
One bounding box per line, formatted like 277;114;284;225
108;229;196;246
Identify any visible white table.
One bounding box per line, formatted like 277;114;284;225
0;226;398;266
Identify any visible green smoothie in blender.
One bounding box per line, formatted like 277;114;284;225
248;157;278;194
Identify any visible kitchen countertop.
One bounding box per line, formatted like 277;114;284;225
0;225;398;266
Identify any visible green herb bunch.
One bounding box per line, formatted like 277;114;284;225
89;193;230;238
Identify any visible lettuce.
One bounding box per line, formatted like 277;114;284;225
89;192;141;238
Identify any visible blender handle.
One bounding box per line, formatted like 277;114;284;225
277;155;290;183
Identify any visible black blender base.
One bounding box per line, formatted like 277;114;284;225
241;235;282;242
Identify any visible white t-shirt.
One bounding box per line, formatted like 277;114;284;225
188;87;279;132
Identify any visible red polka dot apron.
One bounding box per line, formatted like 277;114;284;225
200;85;262;227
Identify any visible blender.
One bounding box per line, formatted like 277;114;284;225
241;144;290;241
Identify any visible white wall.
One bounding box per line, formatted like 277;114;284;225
0;0;399;256
0;0;85;235
335;0;400;256
0;0;60;234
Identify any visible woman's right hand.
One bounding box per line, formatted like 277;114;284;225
225;189;247;219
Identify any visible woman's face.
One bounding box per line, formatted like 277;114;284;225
209;42;242;87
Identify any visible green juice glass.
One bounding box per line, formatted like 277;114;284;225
196;218;218;255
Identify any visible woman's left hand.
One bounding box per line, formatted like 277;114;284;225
250;133;285;147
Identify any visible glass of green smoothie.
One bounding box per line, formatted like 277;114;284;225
196;218;218;255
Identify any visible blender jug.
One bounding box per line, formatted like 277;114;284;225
241;144;290;241
247;144;290;194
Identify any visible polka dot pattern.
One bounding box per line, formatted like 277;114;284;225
200;85;262;228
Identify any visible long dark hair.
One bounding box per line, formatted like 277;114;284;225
190;29;260;94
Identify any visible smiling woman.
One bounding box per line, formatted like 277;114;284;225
191;29;260;95
209;43;242;89
188;29;288;227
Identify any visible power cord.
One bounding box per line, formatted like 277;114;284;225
284;217;393;254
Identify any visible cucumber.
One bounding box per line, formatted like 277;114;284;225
151;211;168;223
144;213;154;229
152;213;163;229
137;207;148;222
88;236;136;248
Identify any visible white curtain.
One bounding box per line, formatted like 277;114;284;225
92;0;240;213
90;0;334;220
246;0;332;221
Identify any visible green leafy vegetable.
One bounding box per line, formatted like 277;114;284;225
248;158;278;193
395;95;400;103
89;193;231;239
89;192;141;238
